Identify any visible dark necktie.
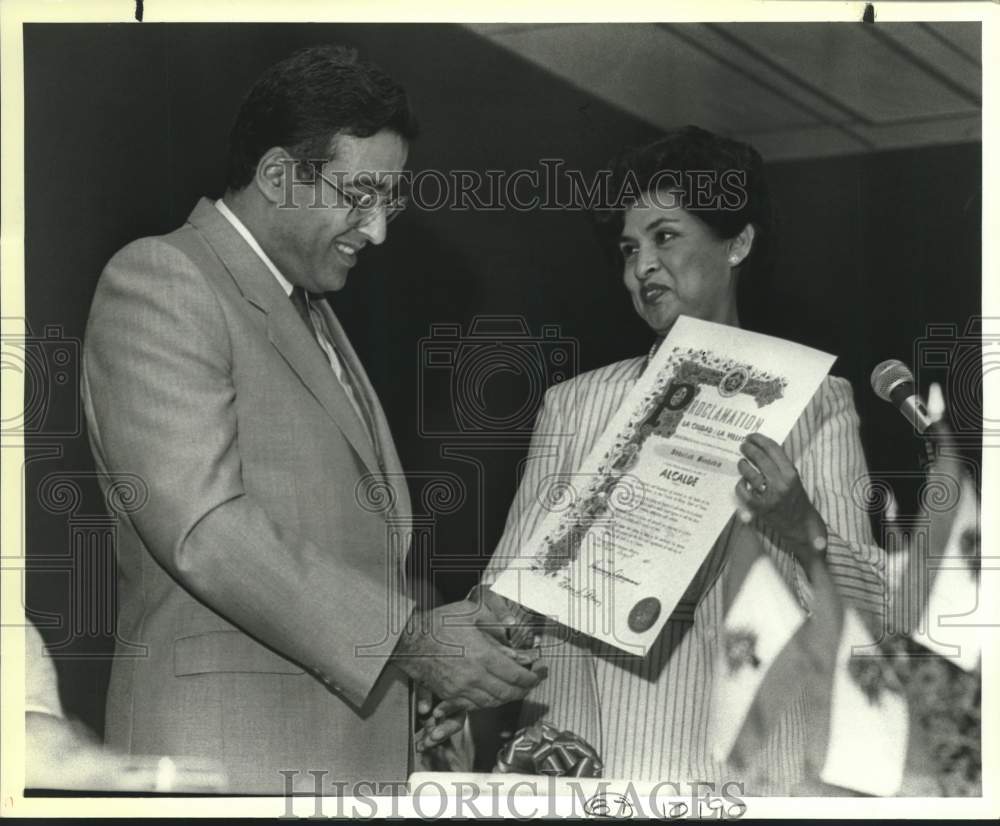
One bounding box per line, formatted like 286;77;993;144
289;287;379;456
290;286;316;336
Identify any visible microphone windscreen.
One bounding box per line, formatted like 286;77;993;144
870;359;914;402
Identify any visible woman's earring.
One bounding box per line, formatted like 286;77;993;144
728;255;740;265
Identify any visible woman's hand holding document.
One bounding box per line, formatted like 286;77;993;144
491;315;835;655
735;431;830;560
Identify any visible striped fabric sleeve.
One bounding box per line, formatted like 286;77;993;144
787;376;888;627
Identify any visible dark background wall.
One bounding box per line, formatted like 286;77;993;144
22;24;981;734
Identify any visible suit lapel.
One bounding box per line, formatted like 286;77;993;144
315;299;413;539
186;198;381;477
266;304;381;475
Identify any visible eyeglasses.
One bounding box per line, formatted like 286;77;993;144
324;176;408;226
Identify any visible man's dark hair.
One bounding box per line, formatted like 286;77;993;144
226;44;419;192
596;125;776;285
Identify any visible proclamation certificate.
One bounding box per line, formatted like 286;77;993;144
491;316;836;654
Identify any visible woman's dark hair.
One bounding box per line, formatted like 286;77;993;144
226;44;419;192
596;126;777;285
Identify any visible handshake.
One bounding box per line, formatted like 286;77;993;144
390;585;542;755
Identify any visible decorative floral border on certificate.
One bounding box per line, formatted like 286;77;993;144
532;347;788;576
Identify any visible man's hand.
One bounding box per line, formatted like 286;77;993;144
412;589;544;753
468;584;540;650
393;599;546;711
415;696;468;753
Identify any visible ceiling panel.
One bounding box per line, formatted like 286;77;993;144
468;23;822;134
923;21;981;65
467;21;982;161
703;23;978;123
873;24;981;99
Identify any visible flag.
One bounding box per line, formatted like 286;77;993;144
910;471;982;672
712;518;912;796
818;607;909;796
710;522;807;767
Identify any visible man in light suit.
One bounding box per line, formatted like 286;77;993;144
81;45;541;794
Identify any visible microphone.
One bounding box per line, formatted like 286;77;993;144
870;359;936;434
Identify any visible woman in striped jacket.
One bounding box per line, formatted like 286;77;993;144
423;126;886;793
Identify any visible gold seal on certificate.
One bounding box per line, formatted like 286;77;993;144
492;316;835;655
627;598;662;633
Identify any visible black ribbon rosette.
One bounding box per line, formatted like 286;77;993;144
494;722;603;778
